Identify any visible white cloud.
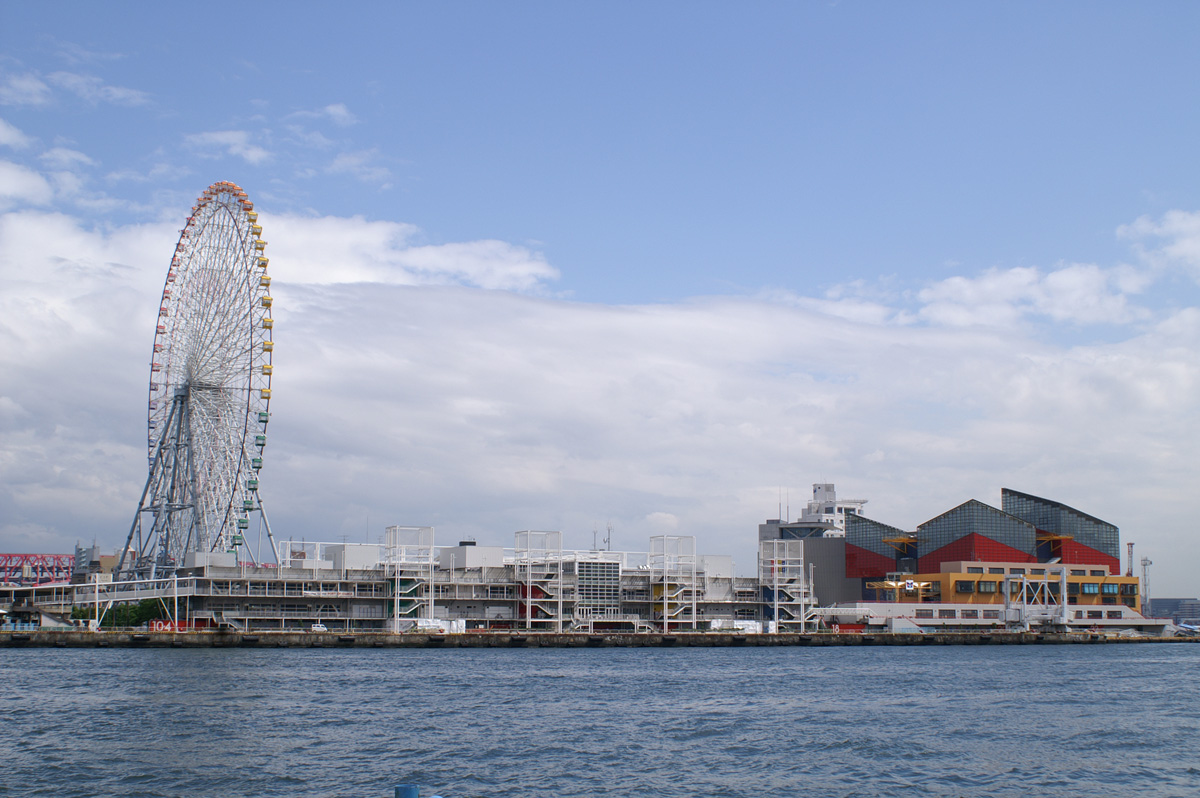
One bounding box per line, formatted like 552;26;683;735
106;162;193;184
326;149;390;184
1119;209;1200;279
184;130;271;164
262;213;559;292
645;512;680;532
916;263;1147;327
39;147;95;169
764;287;907;326
0;210;176;552
288;103;358;127
0;118;33;149
0;161;53;208
46;71;149;106
0;73;51;106
323;103;356;126
285;125;334;149
1;206;1197;596
52;40;125;67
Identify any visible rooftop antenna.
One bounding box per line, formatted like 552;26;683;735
592;526;598;551
605;522;613;551
1126;542;1134;577
786;489;790;523
778;487;782;521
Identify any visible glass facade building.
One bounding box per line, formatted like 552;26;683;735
1001;488;1120;559
841;490;1124;598
845;515;911;578
916;500;1038;573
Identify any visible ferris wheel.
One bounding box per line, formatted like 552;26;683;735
119;181;277;579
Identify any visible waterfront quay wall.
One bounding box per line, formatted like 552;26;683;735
2;630;1192;648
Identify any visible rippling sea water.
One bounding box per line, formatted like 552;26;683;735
2;644;1198;797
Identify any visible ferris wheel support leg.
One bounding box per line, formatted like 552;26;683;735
181;398;201;558
119;397;180;580
118;502;148;581
255;495;281;566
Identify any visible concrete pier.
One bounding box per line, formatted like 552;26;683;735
1;629;1192;648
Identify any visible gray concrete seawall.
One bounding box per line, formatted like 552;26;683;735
2;630;1193;648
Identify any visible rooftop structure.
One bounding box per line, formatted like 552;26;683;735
59;531;816;634
799;483;867;535
0;553;74;586
845;488;1124;583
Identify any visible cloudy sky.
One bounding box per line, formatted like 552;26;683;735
1;5;1198;594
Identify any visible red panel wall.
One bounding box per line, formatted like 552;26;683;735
1057;540;1121;573
917;533;1037;574
845;543;895;579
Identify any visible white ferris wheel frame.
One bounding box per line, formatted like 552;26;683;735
120;181;276;577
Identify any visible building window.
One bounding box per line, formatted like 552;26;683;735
1120;584;1138;596
967;567;984;574
1087;610;1103;619
961;610;979;619
1102;583;1119;595
1071;569;1086;576
576;561;621;611
1107;611;1123;619
938;609;956;619
1067;583;1080;596
983;610;1000;620
915;609;934;619
978;581;997;594
1010;568;1026;575
1102;597;1117;605
1074;610;1084;619
1082;583;1099;595
1031;568;1045;575
955;581;975;593
988;567;1005;574
1090;570;1106;577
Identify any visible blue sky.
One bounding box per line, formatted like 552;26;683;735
2;4;1198;593
8;4;1200;302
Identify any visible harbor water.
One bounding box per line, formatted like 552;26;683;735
2;644;1198;797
